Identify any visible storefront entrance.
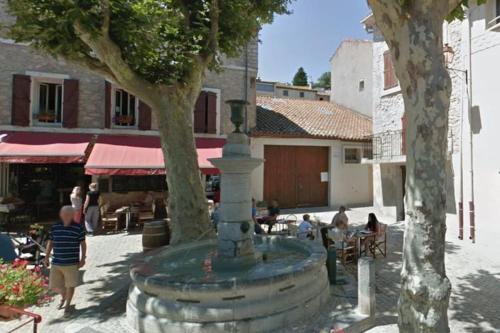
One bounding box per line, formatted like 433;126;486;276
11;163;90;219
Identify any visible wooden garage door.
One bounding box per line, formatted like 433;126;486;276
264;145;329;208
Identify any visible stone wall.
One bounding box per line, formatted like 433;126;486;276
0;42;106;128
0;39;257;134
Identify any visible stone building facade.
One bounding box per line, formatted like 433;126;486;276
0;0;258;212
363;0;500;241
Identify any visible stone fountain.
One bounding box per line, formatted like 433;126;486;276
126;100;330;333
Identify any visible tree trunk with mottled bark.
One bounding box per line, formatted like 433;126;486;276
152;86;215;245
368;1;454;332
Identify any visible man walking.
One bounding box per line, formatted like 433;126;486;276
44;206;86;315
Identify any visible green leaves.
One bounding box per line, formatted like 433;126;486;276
447;0;488;22
6;0;292;85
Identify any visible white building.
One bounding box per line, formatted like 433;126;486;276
330;39;373;117
363;1;500;242
256;80;330;101
251;96;373;209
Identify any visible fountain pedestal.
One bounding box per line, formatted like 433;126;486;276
126;100;330;333
210;132;262;265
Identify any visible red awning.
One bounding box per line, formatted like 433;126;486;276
0;131;93;164
84;135;225;176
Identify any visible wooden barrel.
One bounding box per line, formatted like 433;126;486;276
142;220;170;252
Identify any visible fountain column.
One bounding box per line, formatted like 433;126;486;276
209;100;262;262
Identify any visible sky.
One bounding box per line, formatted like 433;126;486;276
258;0;371;84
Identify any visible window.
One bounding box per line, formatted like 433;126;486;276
283;90;289;97
344;148;361;164
34;82;63;124
299;92;305;98
113;88;137;127
359;80;365;91
193;90;218;134
383;51;398;90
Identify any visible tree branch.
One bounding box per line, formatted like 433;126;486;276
68;53;117;82
73;3;166;106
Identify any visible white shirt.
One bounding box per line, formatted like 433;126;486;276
298;220;313;239
70;195;82;209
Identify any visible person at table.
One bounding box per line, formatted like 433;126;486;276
331;206;348;230
252;198;264;234
365;213;380;233
298;214;314;240
83;183;101;236
257;200;280;234
362;213;380;251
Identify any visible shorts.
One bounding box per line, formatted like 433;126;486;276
49;264;79;290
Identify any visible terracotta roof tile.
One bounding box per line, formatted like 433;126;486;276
254;96;372;141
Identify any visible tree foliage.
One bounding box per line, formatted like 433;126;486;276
313;71;330;89
292;67;308;86
7;0;291;86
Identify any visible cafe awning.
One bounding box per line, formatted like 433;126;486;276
0;131;93;164
84;135;225;176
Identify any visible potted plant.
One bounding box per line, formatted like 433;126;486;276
116;115;134;125
37;112;56;122
0;259;50;320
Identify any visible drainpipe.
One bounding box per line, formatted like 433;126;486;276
467;10;476;243
458;73;465;240
243;43;249;133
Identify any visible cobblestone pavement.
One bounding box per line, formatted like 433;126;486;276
3;208;499;333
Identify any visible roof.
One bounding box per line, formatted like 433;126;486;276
254;96;372;141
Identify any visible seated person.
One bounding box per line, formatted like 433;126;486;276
257;200;280;234
252;198;264;235
331;206;349;230
365;213;380;233
298;214;314;240
362;213;380;251
0;234;17;263
327;220;354;250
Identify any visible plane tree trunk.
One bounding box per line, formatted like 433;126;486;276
368;1;453;332
151;83;215;245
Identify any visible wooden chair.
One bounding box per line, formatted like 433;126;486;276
336;240;357;265
368;223;388;258
100;205;119;231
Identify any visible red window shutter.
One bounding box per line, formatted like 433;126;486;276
62;79;79;128
11;74;31;126
401;112;407;155
138;100;152;130
206;92;217;134
193;91;207;133
383;51;397;90
104;81;111;128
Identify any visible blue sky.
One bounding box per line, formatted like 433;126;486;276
259;0;370;84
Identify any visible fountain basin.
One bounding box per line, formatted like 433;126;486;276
126;236;329;333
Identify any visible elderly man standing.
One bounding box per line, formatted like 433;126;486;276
44;206;86;315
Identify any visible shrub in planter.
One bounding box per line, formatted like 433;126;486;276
0;259;50;319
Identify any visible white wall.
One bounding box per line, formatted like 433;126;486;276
368;2;500;240
331;40;373;117
250;137;373;208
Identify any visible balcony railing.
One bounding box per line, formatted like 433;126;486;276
362;130;405;162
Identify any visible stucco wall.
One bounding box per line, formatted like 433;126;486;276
330;40;373;117
274;87;317;100
250;137;373;208
370;2;500;239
